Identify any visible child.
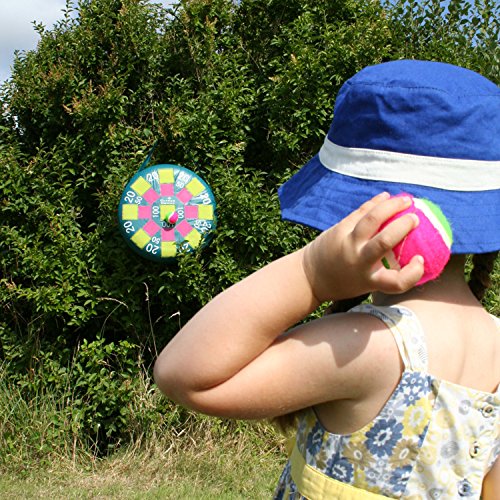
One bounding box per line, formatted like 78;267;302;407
154;60;500;498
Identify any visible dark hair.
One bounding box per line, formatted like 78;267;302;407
273;253;499;433
468;252;499;301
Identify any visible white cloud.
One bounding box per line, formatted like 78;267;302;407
0;0;67;82
0;0;175;83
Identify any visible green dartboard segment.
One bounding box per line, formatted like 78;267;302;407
118;164;217;262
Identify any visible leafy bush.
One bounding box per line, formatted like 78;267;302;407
0;337;144;463
386;0;500;82
1;0;498;453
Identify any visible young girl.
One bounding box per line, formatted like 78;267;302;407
154;60;500;498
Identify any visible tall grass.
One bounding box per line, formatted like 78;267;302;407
0;362;286;497
0;365;85;472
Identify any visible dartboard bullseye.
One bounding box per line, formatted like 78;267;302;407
118;164;217;262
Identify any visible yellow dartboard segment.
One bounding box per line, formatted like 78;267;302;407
161;242;177;258
131;177;152;196
130;229;151;249
158;168;174;184
198;205;214;220
122;204;139;220
186;178;205;196
185;229;202;248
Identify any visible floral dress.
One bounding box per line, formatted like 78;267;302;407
274;304;500;499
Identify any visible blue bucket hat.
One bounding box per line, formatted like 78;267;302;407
278;60;500;254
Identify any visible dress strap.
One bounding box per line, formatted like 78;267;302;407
349;304;428;372
492;315;500;395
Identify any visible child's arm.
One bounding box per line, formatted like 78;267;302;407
483;458;500;499
154;194;424;418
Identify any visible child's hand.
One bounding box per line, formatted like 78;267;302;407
302;193;425;302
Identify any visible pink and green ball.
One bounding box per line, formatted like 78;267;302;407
380;195;453;286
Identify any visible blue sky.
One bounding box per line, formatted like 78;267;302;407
0;0;174;83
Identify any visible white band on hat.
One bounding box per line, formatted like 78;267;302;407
319;137;500;191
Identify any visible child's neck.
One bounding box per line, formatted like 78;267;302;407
372;256;480;308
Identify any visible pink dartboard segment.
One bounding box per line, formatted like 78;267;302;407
161;227;176;242
143;220;161;237
138;205;152;219
176;220;194;238
144;188;160;204
184;205;198;219
177;188;193;204
161;183;175;197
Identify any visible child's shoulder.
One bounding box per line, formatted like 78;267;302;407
288;307;405;395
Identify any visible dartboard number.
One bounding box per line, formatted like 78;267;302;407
123;220;134;234
146;171;159;183
124;191;136;203
145;236;161;255
146;243;160;255
193;220;211;232
146;243;159;255
198;192;212;204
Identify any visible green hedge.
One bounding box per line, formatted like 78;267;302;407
1;0;498;451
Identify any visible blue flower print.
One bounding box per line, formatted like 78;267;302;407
389;465;412;494
365;419;403;458
428;488;444;499
273;463;300;500
457;479;474;497
403;373;426;392
306;421;324;456
274;484;285;500
401;373;431;404
325;455;354;483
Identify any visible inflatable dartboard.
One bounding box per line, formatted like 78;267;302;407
118;163;217;262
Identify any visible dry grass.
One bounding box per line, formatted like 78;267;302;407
0;408;287;499
0;358;287;498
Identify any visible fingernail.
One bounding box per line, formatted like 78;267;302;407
410;213;420;227
416;255;424;265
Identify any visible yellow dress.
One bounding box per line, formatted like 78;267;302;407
274;305;500;499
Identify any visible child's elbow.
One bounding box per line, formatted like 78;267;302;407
153;358;201;410
153;358;178;400
153;359;228;417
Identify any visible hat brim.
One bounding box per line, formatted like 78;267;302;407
278;154;500;254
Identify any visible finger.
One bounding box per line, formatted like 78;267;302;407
351;195;412;244
372;255;425;294
361;213;419;265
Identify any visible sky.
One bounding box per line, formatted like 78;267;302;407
0;0;173;83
